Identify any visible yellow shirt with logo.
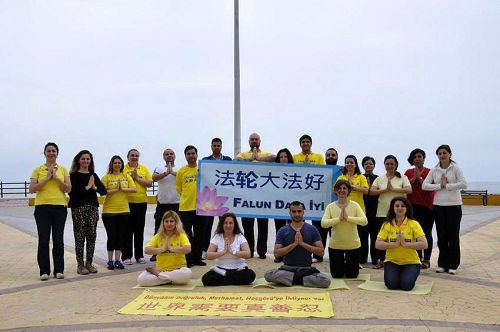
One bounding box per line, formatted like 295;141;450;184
101;173;136;214
336;174;369;212
123;163;152;203
176;165;198;211
31;164;69;206
378;218;425;265
236;149;273;161
293;152;326;165
147;233;190;272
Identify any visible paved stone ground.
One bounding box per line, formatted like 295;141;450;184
1;200;499;331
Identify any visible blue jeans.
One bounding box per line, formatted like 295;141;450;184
34;205;67;276
384;261;420;291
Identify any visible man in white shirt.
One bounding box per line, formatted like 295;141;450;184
151;148;180;261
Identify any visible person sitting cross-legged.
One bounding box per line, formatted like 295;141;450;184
202;212;256;286
137;211;192;286
264;201;331;288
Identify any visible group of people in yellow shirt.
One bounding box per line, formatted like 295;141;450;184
30;137;465;291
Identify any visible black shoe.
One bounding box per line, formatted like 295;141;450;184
259;254;267;259
274;257;282;263
187;262;193;268
150;255;157;262
193;261;207;266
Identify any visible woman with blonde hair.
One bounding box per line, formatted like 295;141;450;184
137;211;192;286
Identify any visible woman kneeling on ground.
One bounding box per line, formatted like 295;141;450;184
137;211;192;286
375;197;428;291
202;212;256;286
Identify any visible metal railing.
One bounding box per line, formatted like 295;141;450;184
0;181;158;198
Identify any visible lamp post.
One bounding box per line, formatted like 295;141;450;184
233;0;241;157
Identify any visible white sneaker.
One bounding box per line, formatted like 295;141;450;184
55;273;64;279
436;267;446;273
40;274;49;281
202;251;207;260
448;269;457;275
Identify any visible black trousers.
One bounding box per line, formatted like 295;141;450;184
34;205;67;276
274;219;289;234
434;205;462;270
122;202;147;260
154;203;180;234
374;217;387;262
312;220;331;260
359;215;380;264
242;218;268;257
329;247;361;278
202;216;216;251
102;213;128;252
179;210;205;264
413;204;434;261
202;267;256;286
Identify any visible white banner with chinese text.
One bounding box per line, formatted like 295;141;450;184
197;160;341;220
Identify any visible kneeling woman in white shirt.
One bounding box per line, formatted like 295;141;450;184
202;212;256;286
137;211;192;286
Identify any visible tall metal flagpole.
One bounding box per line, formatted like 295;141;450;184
234;0;241;157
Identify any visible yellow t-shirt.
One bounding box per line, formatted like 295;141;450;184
371;175;411;217
31;164;69;206
321;200;368;250
123;163;152;203
101;173;136;214
176;165;198;211
147;233;190;272
236;149;273;161
293;152;326;165
378;218;425;265
336;174;369;212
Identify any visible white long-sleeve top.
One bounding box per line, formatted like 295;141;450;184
422;162;467;206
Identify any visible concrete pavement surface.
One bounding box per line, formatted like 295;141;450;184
1;199;499;331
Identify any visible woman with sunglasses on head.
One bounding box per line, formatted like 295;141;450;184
68;150;107;275
376;197;427;291
29;142;72;281
322;180;367;278
422;145;466;274
369;155;412;269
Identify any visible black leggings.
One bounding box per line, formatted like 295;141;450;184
102;213;128;251
413;204;434;261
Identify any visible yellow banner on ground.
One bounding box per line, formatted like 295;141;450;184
119;290;333;318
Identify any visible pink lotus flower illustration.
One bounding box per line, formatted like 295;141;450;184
196;186;229;216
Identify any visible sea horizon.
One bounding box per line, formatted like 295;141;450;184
1;180;499;197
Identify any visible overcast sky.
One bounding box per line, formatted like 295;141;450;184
0;1;499;184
